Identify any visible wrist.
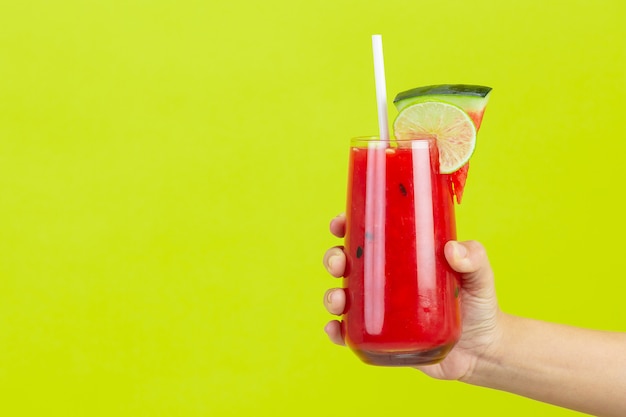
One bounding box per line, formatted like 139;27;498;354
459;310;511;386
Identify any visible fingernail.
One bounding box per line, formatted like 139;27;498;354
328;255;338;270
453;242;467;259
326;291;334;305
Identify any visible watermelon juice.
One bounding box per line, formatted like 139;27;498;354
343;138;461;366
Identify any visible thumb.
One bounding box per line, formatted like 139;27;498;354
444;240;495;295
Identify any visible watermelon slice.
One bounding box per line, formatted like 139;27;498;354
393;84;492;204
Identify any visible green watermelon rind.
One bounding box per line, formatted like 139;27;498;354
394;84;492;101
393;84;492;113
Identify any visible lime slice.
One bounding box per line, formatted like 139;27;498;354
393;101;476;174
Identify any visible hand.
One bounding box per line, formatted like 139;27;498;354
322;213;503;381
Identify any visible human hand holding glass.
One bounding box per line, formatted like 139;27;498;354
322;213;503;380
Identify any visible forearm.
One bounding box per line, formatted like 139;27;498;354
464;313;626;416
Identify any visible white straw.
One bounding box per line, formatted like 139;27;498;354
372;34;390;141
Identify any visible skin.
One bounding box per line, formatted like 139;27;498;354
323;213;626;417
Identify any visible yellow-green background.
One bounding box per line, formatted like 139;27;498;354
1;0;624;415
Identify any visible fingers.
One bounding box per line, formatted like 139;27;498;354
323;288;346;315
323;246;346;278
324;214;348;347
324;320;346;346
444;240;495;294
329;213;346;238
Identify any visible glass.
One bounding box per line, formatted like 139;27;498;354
343;137;461;366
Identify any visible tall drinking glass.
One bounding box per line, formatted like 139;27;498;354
343;137;461;366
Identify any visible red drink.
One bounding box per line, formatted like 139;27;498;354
343;138;461;366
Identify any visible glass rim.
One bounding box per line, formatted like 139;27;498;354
350;136;434;145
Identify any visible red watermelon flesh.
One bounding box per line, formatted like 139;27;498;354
466;110;486;131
